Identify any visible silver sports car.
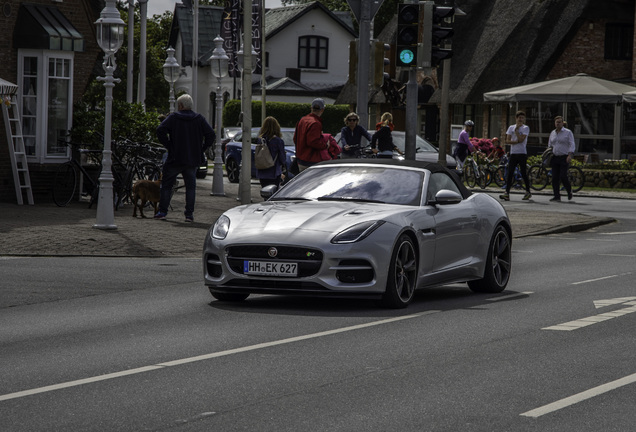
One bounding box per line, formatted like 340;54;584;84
203;159;512;308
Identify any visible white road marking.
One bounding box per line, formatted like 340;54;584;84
594;297;636;309
520;372;636;418
571;274;620;285
0;311;440;402
542;304;636;331
585;238;619;242
600;231;636;235
598;253;636;257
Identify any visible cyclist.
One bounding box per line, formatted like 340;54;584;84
339;112;372;158
453;120;476;171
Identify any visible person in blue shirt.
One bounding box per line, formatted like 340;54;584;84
256;116;287;187
339;112;372;158
155;94;214;222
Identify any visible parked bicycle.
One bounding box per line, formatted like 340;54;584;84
52;141;126;208
528;163;585;192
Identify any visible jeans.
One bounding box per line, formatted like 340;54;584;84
158;162;197;217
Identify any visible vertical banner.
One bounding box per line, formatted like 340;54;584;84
222;0;262;78
222;0;240;78
251;2;262;75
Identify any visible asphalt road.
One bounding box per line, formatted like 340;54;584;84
1;213;635;431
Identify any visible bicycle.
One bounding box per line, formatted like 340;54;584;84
52;141;126;208
462;155;488;189
528;163;584;193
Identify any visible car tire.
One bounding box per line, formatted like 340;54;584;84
382;234;417;309
196;170;207;179
468;225;511;293
226;158;240;183
211;292;250;302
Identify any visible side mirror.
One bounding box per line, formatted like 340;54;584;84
260;184;278;200
433;189;462;205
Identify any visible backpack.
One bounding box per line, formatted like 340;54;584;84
254;137;277;170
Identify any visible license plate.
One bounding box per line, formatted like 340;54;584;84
244;260;298;277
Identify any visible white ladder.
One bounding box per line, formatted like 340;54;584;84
2;95;34;205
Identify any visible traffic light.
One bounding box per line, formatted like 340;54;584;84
374;42;391;88
395;3;419;67
431;4;454;67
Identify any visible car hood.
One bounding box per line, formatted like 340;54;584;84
220;201;410;242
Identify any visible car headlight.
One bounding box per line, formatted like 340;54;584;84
331;221;385;244
211;215;230;240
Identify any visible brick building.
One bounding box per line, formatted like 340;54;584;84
0;0;102;204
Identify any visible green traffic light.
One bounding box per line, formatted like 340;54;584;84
399;49;415;65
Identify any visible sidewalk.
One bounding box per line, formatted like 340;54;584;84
0;177;626;258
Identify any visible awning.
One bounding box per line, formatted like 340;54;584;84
483;74;634;104
0;78;18;97
14;3;84;52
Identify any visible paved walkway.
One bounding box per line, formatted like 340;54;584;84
0;177;627;258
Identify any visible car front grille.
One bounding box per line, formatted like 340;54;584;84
225;245;323;277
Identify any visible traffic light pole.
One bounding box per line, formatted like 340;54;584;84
356;2;371;130
404;69;418;160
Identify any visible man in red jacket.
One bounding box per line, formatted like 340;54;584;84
293;98;329;172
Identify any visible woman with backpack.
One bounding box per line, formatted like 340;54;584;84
256;116;287;187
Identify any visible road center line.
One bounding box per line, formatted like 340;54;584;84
520;372;636;418
571;274;619;285
0;311;440;402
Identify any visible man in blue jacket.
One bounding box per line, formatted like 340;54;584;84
155;94;215;222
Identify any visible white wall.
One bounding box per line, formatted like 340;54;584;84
266;9;353;88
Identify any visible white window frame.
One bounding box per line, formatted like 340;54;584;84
18;49;74;164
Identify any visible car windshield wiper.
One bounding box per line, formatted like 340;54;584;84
316;196;386;204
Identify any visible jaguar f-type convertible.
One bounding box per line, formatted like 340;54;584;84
203;159;512;308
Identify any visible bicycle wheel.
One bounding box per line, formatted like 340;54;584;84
477;166;488;189
464;163;477;188
528;165;549;191
568;166;584;193
53;162;77;207
493;166;506;188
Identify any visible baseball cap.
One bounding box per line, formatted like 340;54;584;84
312;98;325;110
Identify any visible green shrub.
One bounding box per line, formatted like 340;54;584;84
70;100;162;149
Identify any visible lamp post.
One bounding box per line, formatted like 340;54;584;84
236;37;257;204
93;0;125;230
163;47;180;113
209;35;229;196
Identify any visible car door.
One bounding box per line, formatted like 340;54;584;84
426;172;480;274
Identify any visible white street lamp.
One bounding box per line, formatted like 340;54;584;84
94;0;125;230
209;35;229;197
163;47;180;113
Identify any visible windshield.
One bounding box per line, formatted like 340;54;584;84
272;165;425;206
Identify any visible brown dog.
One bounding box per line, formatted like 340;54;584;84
132;179;161;218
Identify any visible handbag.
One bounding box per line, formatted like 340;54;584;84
254;137;277;170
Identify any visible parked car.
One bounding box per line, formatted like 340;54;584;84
224;128;296;183
334;130;456;168
204;159;512;308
